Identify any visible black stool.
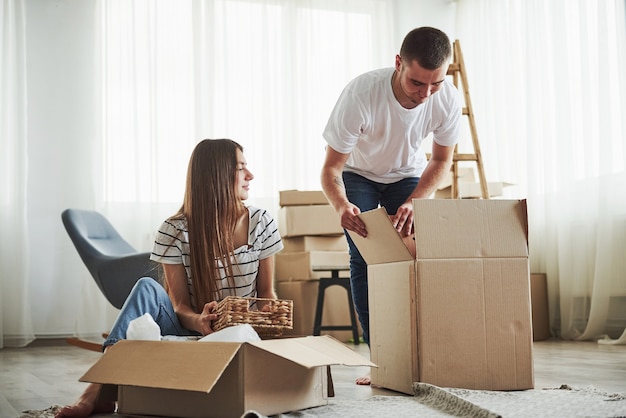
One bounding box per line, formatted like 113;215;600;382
312;266;360;345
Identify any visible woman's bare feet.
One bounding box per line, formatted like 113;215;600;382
356;373;371;385
54;383;115;418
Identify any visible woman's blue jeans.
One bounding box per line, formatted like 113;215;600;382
103;277;198;350
342;171;419;346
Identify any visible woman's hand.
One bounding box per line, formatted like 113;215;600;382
197;301;219;336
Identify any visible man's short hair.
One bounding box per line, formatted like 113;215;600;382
400;27;452;70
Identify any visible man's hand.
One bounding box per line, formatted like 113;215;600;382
391;202;414;236
198;301;219;336
339;203;367;237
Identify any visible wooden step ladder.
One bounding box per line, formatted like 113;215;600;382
444;40;489;199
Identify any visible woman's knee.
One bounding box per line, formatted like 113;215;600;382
129;277;166;300
134;276;160;290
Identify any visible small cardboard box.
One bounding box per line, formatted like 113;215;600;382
348;199;533;393
531;273;550;341
279;190;329;206
282;235;349;253
436;167;476;189
434;167;513;199
434;181;505;199
81;337;374;418
278;205;343;237
277;280;361;341
275;251;350;282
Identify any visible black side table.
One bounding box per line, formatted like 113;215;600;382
312;266;360;345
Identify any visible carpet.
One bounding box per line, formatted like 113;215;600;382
20;384;626;418
250;384;626;418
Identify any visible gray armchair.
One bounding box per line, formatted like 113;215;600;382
61;208;160;350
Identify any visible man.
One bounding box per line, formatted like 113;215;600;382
320;27;461;385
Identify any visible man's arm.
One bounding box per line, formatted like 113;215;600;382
392;141;455;235
320;146;368;237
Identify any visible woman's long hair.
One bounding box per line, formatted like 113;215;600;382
171;139;246;311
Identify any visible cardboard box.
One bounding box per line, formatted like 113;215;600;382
531;273;550;341
348;199;533;393
434;167;513;198
275;251;350;282
81;337;374;418
279;190;329;206
437;167;476;189
434;181;503;199
277;280;361;342
282;235;348;253
278;205;343;237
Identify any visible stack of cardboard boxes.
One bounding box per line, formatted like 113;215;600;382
275;190;360;342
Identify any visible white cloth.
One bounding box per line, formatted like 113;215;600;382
126;313;162;341
199;324;261;343
323;67;462;183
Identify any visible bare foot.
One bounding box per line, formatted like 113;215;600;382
54;383;115;418
356;373;371;385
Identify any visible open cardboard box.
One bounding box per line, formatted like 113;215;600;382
347;199;534;393
81;336;374;418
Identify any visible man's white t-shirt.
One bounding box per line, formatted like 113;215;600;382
323;67;462;184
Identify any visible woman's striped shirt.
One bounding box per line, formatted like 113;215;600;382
150;206;283;311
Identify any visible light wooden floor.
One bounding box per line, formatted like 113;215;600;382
1;338;625;417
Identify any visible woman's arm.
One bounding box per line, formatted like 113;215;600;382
256;256;277;310
162;263;217;336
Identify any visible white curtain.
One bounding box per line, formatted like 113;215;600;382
89;0;395;339
456;0;626;342
96;0;394;243
0;0;394;345
98;0;394;228
6;0;623;344
0;0;34;348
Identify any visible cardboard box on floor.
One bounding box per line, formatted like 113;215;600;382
347;199;534;393
531;273;551;341
81;337;374;418
434;167;513;199
435;180;509;199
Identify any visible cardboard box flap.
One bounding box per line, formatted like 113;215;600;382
80;340;241;393
346;208;413;265
413;199;529;259
251;335;375;368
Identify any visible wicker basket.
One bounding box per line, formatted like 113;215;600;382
213;296;293;337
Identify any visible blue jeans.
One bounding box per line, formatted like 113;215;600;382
342;171;419;346
103;277;198;350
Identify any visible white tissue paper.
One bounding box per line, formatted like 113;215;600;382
199;324;261;343
126;313;162;341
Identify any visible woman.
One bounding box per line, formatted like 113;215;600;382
55;139;283;418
